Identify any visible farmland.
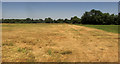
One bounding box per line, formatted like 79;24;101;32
2;23;118;62
76;24;119;34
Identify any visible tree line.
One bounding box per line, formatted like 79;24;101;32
2;9;120;25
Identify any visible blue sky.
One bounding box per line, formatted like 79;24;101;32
118;2;120;13
0;1;2;19
2;2;118;19
2;0;120;2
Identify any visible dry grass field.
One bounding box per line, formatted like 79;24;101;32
2;23;118;62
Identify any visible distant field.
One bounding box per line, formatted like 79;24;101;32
2;23;118;62
76;24;119;34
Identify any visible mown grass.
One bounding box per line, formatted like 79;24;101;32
76;24;119;34
2;23;118;62
2;23;119;34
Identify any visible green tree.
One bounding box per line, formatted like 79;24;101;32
57;19;64;23
44;17;53;23
38;19;43;23
64;18;70;23
81;12;91;24
81;9;116;25
70;16;81;24
118;13;120;25
25;18;31;23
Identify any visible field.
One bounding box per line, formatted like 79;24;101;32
2;23;118;62
76;24;119;34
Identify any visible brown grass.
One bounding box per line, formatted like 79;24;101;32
2;23;118;62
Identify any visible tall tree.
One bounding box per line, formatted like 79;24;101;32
44;17;53;23
57;19;64;23
71;16;81;24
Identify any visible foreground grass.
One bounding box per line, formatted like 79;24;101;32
75;24;119;34
2;23;118;62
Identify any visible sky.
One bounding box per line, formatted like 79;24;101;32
2;0;120;2
118;1;120;13
2;2;119;19
0;1;2;19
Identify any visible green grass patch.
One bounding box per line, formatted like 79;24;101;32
17;48;28;53
3;42;14;46
48;49;52;55
75;24;119;34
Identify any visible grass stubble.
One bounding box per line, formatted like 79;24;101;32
2;23;119;62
